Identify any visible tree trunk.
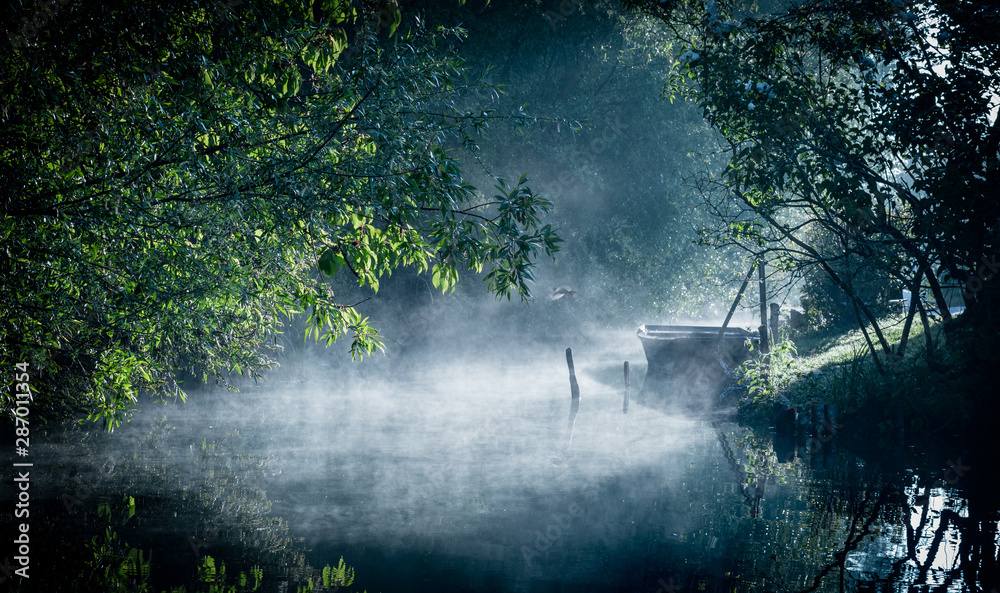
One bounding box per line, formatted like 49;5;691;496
896;265;926;358
915;295;935;366
756;208;895;358
852;299;886;375
923;265;953;322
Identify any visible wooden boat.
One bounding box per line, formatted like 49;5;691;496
636;324;759;409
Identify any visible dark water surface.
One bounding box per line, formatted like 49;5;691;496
11;339;996;592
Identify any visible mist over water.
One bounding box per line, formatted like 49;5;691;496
22;321;986;592
163;335;742;591
23;321;729;587
189;336;668;505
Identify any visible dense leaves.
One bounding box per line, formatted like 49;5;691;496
1;0;560;428
628;0;1000;363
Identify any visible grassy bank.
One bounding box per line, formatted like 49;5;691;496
736;314;991;444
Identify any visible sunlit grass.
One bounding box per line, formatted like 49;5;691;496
740;314;958;434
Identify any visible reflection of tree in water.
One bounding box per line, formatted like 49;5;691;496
700;425;901;593
707;428;996;593
805;447;998;593
711;421;775;519
854;467;999;593
27;420;362;593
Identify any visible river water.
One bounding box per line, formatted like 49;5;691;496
12;337;996;592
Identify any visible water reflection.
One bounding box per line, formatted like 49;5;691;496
20;419;323;592
12;345;996;592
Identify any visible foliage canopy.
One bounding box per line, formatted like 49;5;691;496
627;0;1000;366
2;0;560;428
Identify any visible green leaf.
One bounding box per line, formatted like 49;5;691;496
318;248;346;276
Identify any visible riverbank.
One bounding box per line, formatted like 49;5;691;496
736;314;997;446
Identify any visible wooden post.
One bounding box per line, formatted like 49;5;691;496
568;397;580;436
566;348;580;400
715;261;757;348
566;348;580;443
623;361;630;414
769;303;780;341
758;259;770;355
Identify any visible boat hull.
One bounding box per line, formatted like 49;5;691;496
636;325;758;411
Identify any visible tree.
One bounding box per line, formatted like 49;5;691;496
626;0;1000;367
1;0;560;428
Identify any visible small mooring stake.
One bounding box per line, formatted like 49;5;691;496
566;348;581;444
566;348;580;400
568;395;580;438
623;361;630;414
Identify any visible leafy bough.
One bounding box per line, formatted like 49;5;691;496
2;4;561;429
